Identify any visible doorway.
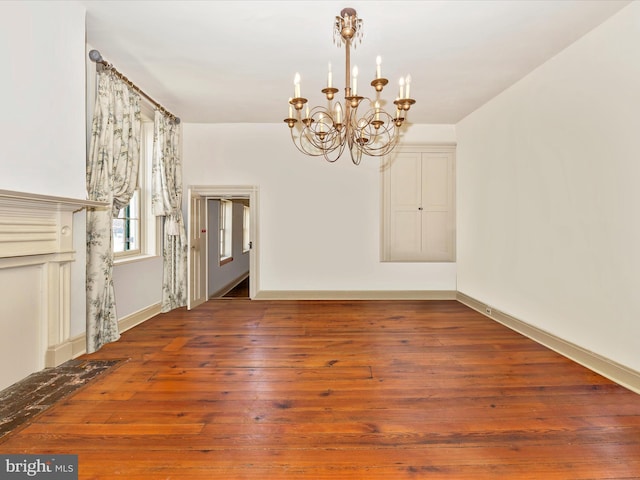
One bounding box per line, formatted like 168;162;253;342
187;185;259;310
207;197;250;299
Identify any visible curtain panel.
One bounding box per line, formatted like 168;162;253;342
86;70;141;353
152;110;187;312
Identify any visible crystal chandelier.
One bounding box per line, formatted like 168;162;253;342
284;7;416;165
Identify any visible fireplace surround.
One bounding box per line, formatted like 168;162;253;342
0;189;103;390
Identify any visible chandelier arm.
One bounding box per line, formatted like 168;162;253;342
348;142;363;165
301;106;343;153
294;118;345;158
349;105;402;159
322;138;347;163
358;116;401;157
290;127;332;157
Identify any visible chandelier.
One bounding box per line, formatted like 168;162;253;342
284;7;415;165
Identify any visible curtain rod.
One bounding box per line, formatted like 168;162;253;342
88;49;180;124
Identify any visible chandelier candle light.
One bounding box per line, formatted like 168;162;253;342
284;7;416;164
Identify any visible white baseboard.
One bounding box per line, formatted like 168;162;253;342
71;303;162;358
118;303;162;333
456;291;640;395
45;342;74;369
253;290;457;300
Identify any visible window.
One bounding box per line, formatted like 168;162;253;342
219;199;233;264
113;189;140;254
88;61;158;261
112;117;158;259
242;205;251;253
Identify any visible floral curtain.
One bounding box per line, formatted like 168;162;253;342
152;110;187;312
86;70;141;353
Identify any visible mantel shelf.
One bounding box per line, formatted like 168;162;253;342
0;189;107;212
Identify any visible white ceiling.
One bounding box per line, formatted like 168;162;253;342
81;0;631;124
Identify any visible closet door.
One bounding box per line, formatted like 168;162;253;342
382;145;455;262
421;150;455;261
387;151;423;261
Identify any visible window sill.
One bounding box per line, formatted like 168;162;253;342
114;253;161;266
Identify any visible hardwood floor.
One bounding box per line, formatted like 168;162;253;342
222;277;249;298
2;299;639;479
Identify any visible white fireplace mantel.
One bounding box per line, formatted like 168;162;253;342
0;189;106;389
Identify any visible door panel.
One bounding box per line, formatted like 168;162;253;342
187;190;207;310
388;152;423;259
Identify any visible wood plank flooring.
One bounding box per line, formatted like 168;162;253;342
1;299;639;479
222;277;249;298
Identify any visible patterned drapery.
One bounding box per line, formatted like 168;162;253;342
152;110;187;312
86;70;141;353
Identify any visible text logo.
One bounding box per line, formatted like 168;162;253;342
0;455;77;479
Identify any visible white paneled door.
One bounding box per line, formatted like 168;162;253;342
382;145;456;262
187;189;207;309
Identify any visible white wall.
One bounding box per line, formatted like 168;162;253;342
0;1;86;199
112;257;163;318
457;2;640;371
0;1;88;364
183;123;457;293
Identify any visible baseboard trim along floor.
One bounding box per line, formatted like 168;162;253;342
253;290;457;300
457;291;640;395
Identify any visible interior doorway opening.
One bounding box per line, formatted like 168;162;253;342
207;197;250;300
187;185;259;310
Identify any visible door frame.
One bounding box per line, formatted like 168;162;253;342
188;185;260;300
